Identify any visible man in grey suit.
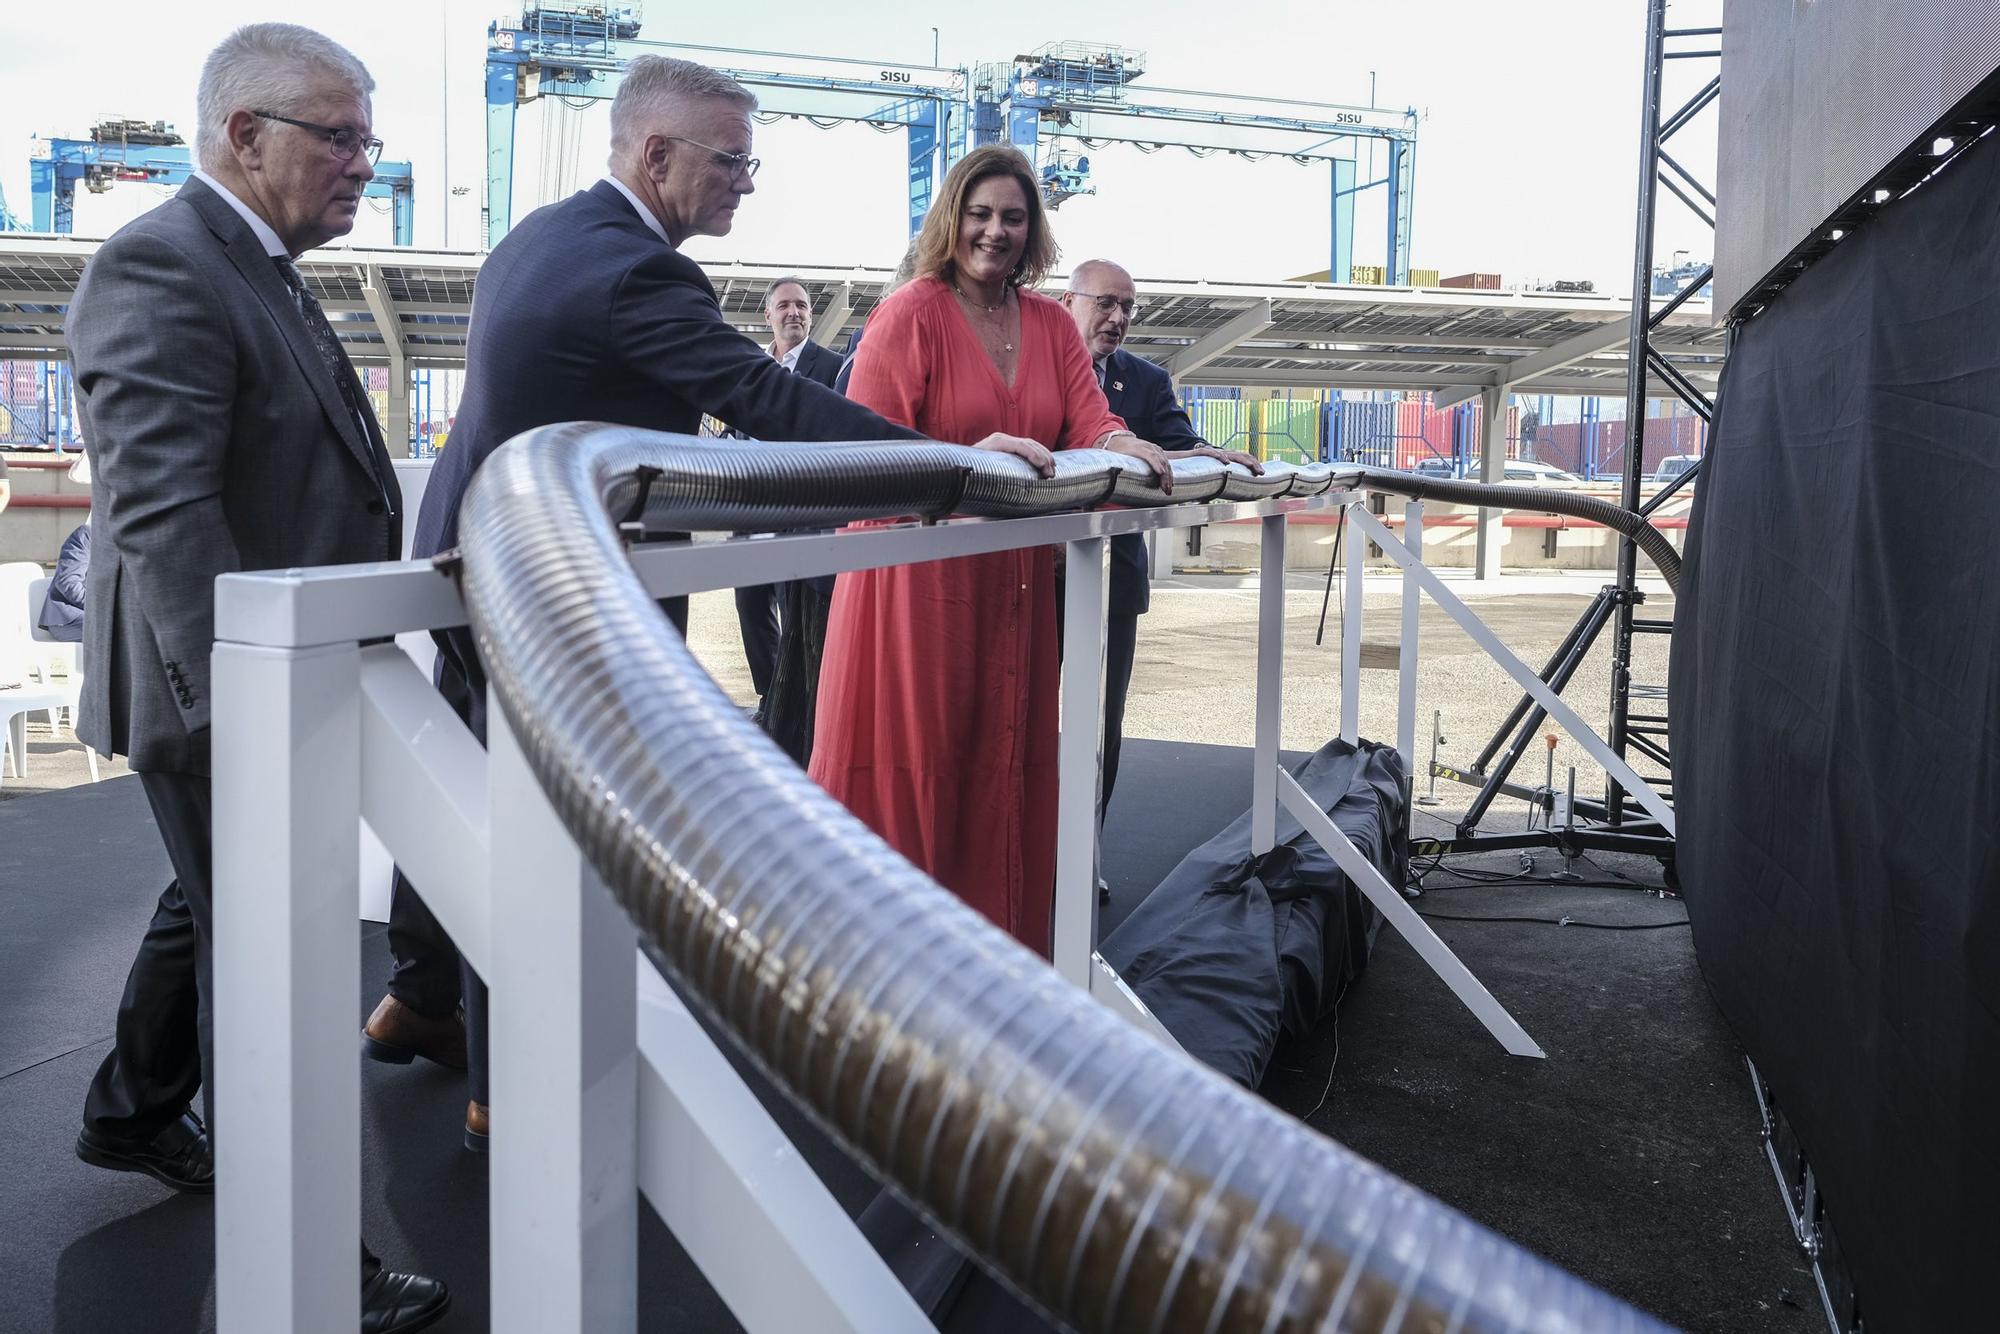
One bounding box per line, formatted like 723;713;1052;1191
66;23;447;1333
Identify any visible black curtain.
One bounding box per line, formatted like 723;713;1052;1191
1670;124;2000;1331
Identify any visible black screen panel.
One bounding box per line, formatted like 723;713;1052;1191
1716;0;2000;312
1674;120;2000;1333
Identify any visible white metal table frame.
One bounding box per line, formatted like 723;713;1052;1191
209;485;1672;1333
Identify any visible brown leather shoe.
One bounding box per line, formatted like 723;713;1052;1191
464;1101;489;1154
362;995;468;1071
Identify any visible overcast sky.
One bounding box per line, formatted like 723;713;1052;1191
0;0;1723;292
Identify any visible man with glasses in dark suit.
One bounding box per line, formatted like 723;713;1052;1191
67;22;447;1332
376;55;927;1151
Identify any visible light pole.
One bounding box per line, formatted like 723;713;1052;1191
441;0;451;249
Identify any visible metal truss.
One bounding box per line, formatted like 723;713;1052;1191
1603;0;1720;824
1403;1;1716;856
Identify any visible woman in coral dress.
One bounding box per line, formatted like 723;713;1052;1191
809;146;1173;957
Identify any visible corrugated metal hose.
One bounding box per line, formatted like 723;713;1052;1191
455;424;1677;1334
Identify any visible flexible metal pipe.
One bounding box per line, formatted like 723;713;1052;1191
457;425;1672;1334
1350;467;1682;592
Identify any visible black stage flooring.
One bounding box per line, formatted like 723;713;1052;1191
0;744;1818;1333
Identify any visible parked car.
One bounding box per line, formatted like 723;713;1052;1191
1396;457;1585;484
1651;454;1701;483
1502;460;1585;485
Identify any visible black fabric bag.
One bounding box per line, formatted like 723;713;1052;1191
1101;738;1402;1086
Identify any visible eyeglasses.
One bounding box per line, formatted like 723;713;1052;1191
1068;290;1141;320
255;111;384;165
666;136;761;180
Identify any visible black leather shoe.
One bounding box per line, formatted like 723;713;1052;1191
361;1257;450;1334
76;1110;213;1194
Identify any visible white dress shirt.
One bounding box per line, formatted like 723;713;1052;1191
192;170;288;257
601;175;671;246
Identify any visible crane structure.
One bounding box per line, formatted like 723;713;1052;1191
971;42;1417;283
5;120;418;449
0;181;71;447
483;8;1418;282
486;9;966;246
30;119;417;244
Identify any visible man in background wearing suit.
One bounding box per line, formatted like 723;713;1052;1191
376;56;921;1148
1060;259;1258;823
66;23;447;1332
731;275;841;715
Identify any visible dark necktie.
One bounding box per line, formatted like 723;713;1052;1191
272;254;377;460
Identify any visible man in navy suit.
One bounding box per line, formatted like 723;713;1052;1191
730;275;842;714
37;520;89;642
1060;259;1257;821
759;277;845;388
374;56;919;1147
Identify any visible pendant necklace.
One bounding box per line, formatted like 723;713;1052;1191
954;283;1014;352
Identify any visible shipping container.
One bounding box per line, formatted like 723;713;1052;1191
1441;272;1503;290
1318;392;1531;473
1530;411;1706;480
1257;396;1320;464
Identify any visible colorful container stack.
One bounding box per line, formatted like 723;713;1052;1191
1321;393;1521;472
1530;412;1707;478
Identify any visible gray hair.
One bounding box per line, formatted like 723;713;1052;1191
197;24;375;171
763;276;810;310
609;56;757;161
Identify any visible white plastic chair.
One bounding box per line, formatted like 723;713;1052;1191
1;565;98;783
1;679;74;784
0;562;41;642
25;577;83;719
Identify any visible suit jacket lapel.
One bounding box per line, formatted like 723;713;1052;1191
1102;350;1130;419
183;180;386;487
798;340;828;383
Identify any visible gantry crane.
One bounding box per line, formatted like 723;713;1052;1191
9;119;420;449
486;8;965;244
974;42;1417;283
31;118;417;244
483;7;1418;282
0;181;71;446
